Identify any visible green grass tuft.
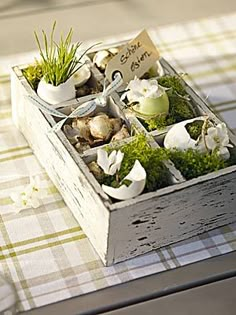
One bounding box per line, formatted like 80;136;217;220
33;21;96;86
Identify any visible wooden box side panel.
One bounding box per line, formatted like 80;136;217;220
107;170;236;265
11;70;110;265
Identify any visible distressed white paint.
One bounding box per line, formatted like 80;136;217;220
11;54;236;266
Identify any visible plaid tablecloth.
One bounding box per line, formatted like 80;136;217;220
1;13;236;312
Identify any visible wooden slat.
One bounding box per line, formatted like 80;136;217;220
103;276;236;315
22;252;236;315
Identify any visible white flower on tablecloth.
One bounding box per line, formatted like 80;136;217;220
10;175;47;212
205;123;233;160
97;149;124;176
121;77;161;103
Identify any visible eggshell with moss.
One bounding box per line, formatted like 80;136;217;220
164;117;206;150
102;160;146;200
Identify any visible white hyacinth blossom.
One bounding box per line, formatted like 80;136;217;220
10;176;47;212
205;123;233;159
121;77;162;103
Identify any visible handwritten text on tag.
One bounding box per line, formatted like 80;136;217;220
105;30;160;83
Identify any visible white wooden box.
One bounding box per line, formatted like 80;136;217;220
11;50;236;266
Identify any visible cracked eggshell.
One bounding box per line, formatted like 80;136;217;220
37;76;75;105
164;117;206;150
93;48;119;71
102;160;146;200
73;63;91;88
111;125;129;142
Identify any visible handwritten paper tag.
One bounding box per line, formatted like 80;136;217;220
105;30;160;83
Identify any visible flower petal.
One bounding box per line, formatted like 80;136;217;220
207;127;217;138
108;150;124;175
218;146;230;160
124;78;161;102
97;149;109;174
38;188;48;199
221;135;230;147
30;197;41;209
108;150;117;165
216;123;227;141
205;135;217;150
10;192;21;204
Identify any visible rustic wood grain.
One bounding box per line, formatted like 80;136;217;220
11;52;236;266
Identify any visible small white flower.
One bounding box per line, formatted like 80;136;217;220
10;176;47;212
205;123;233;159
97;149;124;175
121;77;161;103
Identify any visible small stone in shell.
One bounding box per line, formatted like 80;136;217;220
89;115;113;141
75;142;90;153
72;117;92;142
111;125;129;142
63;125;81;145
88;161;104;182
110;118;122;134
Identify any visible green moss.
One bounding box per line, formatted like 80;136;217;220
92;135;234;199
185;120;204;140
22;62;43;91
158;75;186;96
168;95;195;122
100;134;170;192
167;148;226;180
142;115;170;131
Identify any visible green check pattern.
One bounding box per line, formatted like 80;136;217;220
1;13;236;312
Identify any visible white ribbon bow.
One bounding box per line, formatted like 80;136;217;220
27;72;123;132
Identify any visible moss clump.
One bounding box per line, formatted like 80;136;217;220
185;120;204;140
158;75;186;96
22;62;43;91
167;148;226;180
142;94;195;131
101;134;170;192
91;135;234;199
168;95;195;123
142;114;172;131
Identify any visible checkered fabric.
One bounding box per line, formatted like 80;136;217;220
1;13;236;312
